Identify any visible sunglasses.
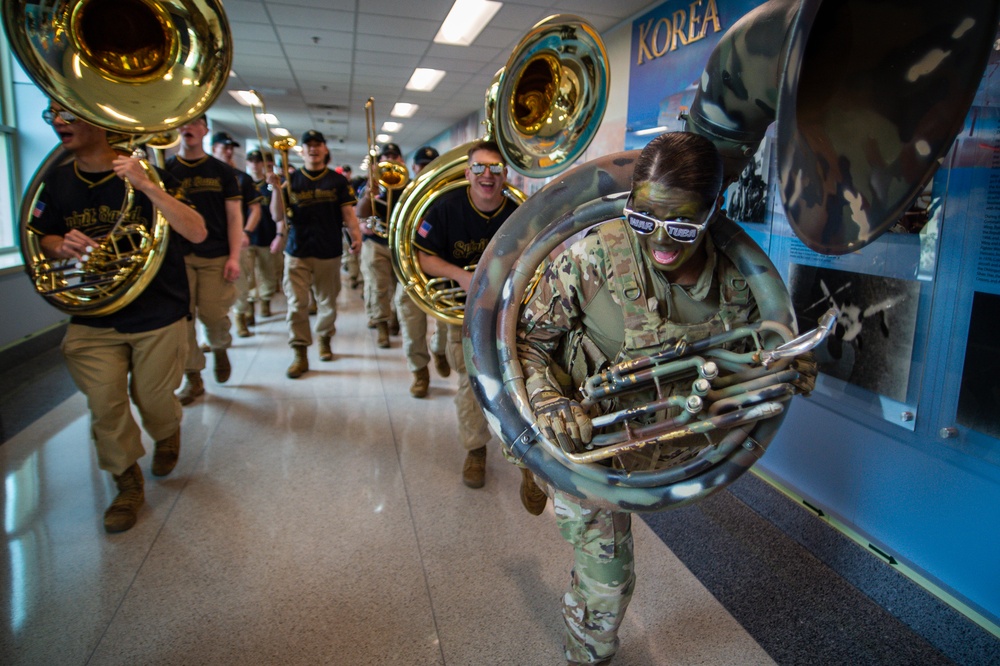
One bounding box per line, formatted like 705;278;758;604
469;162;504;175
42;108;77;125
623;193;715;243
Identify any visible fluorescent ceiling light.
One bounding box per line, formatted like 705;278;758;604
406;68;446;92
256;113;278;125
634;126;668;136
435;0;502;46
381;121;403;133
391;103;419;118
272;128;290;137
229;90;262;106
376;133;391;143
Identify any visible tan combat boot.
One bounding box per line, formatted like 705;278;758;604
235;313;251;338
260;300;271;318
245;304;255;328
376;322;390;348
410;367;430;398
319;335;333;361
177;371;204;406
214;349;231;383
462;446;487;488
433;352;451;378
152;429;181;477
104;463;144;533
287;345;309;378
519;467;547;515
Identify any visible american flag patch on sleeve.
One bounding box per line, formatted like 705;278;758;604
417;220;432;238
32;201;46;218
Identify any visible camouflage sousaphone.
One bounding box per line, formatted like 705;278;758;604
465;0;1000;512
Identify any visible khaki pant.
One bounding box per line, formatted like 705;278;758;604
185;254;237;372
283;255;341;347
343;230;361;283
234;246;254;316
446;323;490;451
249;245;280;304
361;240;396;324
62;318;187;476
395;282;447;372
236;245;281;315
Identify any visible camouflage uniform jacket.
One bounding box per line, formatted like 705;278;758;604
518;218;758;412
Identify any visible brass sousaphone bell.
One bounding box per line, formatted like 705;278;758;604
388;14;609;326
465;0;1000;513
4;0;232;316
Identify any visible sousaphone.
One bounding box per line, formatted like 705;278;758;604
4;0;232;316
465;0;1000;512
389;14;609;325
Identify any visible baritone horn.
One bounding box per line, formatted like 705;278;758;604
389;14;608;325
465;0;999;513
363;97;409;238
4;0;232;316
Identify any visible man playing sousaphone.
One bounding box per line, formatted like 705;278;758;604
414;139;520;489
30;102;207;533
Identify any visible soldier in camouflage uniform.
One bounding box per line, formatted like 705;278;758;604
516;132;752;665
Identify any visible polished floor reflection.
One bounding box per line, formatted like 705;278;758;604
0;286;776;665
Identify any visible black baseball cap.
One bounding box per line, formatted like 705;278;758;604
246;149;263;161
301;129;326;144
211;131;239;147
380;142;402;158
414;146;439;166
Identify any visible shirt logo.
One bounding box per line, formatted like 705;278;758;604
418;220;432;238
32;201;46;218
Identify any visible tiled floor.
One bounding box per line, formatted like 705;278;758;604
0;286;776;665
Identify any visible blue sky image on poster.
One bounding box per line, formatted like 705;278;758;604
627;0;766;149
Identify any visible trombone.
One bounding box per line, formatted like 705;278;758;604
249;89;295;220
363;97;408;238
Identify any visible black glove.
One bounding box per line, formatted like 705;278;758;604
530;390;593;454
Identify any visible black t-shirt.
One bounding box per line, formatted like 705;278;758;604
236;169;264;228
250;177;278;246
286;167;357;259
412;187;519;267
165;154;242;258
30;162;191;333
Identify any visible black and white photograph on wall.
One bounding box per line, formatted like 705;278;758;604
723;138;770;223
957;291;1000;438
788;264;921;403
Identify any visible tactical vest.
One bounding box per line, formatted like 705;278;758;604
560;220;756;395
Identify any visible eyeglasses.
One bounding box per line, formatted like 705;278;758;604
42;108;77;125
469;162;504;175
623;193;715;243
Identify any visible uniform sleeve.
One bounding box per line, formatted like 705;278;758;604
241;176;264;206
26;181;64;237
223;164;242;200
516;235;606;397
338;177;357;207
411;203;446;257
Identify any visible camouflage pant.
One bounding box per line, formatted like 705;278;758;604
553;490;635;663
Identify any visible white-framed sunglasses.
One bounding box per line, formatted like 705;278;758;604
469;161;504;175
622;192;716;243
